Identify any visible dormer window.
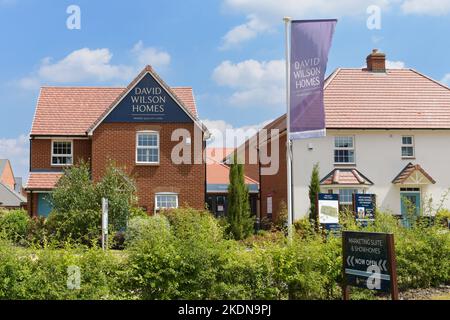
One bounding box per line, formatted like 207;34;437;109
51;140;73;166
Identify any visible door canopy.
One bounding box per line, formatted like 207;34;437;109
392;163;436;185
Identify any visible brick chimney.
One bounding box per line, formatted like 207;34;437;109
366;49;386;72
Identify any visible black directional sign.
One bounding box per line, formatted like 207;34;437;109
342;231;398;297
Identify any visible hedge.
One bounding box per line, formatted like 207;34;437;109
0;208;448;300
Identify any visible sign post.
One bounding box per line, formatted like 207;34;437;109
342;231;398;300
318;193;340;232
101;198;109;251
353;193;376;225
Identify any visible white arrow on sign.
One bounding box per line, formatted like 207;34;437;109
377;259;388;271
347;256;355;267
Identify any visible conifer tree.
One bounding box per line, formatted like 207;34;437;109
226;153;254;240
309;163;321;229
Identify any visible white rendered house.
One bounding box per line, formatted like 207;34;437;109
291;50;450;220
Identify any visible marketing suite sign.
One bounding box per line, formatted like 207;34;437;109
342;231;398;297
104;73;192;123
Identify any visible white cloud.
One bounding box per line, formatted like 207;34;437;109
132;41;171;67
212;59;285;107
0;134;29;180
220;14;271;49
18;42;171;89
202;119;271;148
441;73;450;86
38;48;134;83
221;0;390;47
401;0;450;15
386;60;406;69
221;0;450;47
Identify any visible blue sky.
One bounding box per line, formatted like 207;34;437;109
0;0;449;180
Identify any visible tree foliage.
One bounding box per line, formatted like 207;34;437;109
226;154;254;240
49;161;137;242
308;163;320;228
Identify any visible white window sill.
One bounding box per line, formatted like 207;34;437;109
333;163;356;166
136;162;160;166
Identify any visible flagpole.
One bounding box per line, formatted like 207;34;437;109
283;16;293;241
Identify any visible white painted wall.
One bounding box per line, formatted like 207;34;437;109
292;129;450;220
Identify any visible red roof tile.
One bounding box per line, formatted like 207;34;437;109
320;168;373;186
206;148;234;162
325;68;450;129
31;68;199;136
392;162;436;184
206;148;258;186
26;172;63;190
207;161;258;186
258;68;450;133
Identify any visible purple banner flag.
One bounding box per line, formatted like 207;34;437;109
289;19;337;139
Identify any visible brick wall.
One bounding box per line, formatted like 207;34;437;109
91;122;206;213
260;132;287;222
30;139;91;171
235;141;260;182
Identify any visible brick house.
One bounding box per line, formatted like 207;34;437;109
26;66;209;217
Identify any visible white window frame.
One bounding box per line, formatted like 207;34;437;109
401;135;415;158
154;192;179;213
51;140;73;166
336;188;360;205
136;131;160;165
334;136;355;165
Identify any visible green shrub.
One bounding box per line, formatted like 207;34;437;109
274;201;288;232
51;161;97;213
49;161;137;243
129;207;149;219
0;210;30;244
95;162;138;231
26;216;48;246
46;209;101;245
0;240;125;300
0;208;448;300
436;209;450;227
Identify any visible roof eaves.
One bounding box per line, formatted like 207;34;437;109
29;87;43;137
86;66;208;136
0;182;26;203
409;68;450;91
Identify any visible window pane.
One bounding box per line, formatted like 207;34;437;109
53;141;71;155
402;136;412;145
402;146;413;157
156;195;178;209
138;133;157;147
339;189;358;204
335;136;353;148
137;147;159;163
334;150;354;163
52;141;72;165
